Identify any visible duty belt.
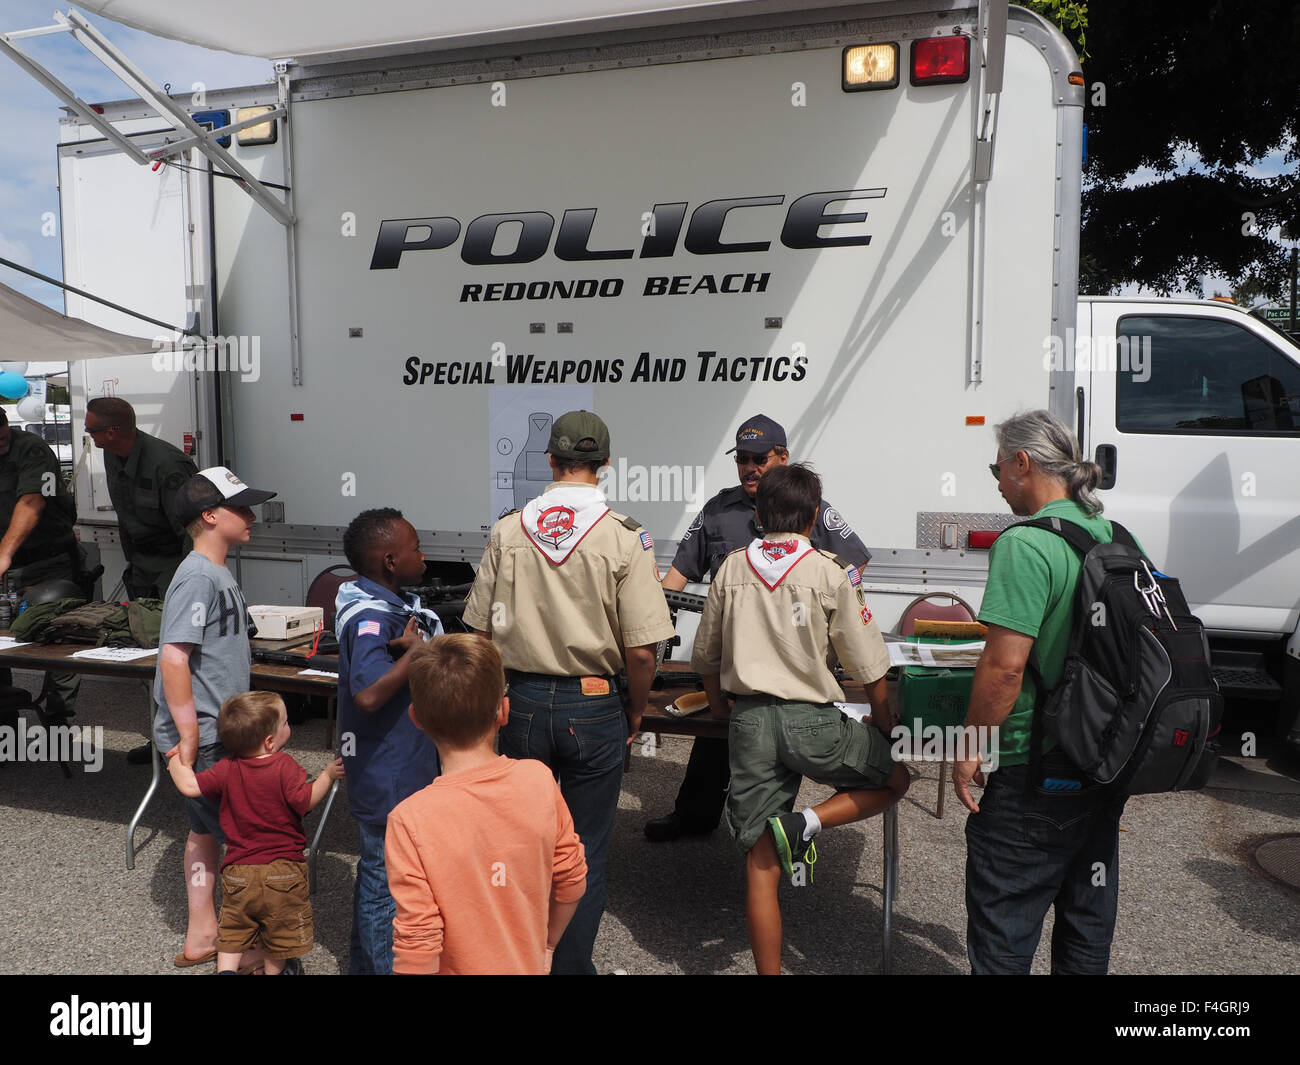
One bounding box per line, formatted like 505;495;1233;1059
129;532;185;555
13;537;80;571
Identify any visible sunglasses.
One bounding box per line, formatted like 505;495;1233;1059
84;424;117;435
734;451;774;467
990;453;1018;480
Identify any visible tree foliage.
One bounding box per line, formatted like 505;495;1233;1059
1025;0;1300;295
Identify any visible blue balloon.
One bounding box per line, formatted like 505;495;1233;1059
0;373;29;400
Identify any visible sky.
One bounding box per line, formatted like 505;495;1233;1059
0;0;271;311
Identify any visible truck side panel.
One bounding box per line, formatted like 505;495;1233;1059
211;13;1077;627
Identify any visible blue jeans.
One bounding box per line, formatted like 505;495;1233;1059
965;760;1127;974
349;819;394;975
499;675;626;976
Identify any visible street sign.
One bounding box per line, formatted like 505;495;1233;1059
1263;307;1298;320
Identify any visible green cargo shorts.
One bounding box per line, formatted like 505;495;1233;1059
726;696;896;853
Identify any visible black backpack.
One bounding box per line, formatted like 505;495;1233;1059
1009;516;1223;795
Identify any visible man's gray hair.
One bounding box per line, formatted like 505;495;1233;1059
995;410;1104;515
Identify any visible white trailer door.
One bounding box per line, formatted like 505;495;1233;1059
60;136;211;524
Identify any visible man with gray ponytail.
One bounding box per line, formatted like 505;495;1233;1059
953;409;1128;974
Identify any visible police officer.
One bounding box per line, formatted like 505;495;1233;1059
646;414;873;842
84;397;196;763
84;397;196;599
0;408;83;719
464;410;674;975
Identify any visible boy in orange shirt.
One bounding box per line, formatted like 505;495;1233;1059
386;634;587;975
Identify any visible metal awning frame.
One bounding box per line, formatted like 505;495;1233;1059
0;8;294;227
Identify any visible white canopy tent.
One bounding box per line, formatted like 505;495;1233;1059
73;0;881;60
0;279;177;362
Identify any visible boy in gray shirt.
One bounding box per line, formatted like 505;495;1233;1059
155;466;276;969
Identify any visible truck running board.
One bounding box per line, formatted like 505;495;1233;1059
1211;650;1284;701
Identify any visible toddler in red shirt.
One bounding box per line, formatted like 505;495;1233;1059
168;691;343;974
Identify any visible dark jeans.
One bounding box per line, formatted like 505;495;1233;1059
673;736;730;829
349;819;394;974
499;674;626;976
964;760;1127;974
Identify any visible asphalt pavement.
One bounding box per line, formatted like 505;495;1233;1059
1;672;1297;975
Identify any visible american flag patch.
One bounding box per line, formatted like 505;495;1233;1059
640;531;654;551
847;566;861;587
358;620;381;637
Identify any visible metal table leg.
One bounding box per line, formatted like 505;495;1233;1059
308;777;341;894
126;736;162;871
881;804;899;973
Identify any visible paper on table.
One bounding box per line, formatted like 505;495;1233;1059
0;636;34;650
833;702;873;723
297;668;339;679
70;646;157;662
887;641;985;669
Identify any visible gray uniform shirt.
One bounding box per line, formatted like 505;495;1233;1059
152;552;251;750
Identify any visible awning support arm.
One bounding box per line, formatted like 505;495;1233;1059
0;10;294;227
0;255;200;337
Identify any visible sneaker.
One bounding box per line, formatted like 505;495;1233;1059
767;812;817;881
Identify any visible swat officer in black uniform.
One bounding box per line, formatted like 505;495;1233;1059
646;414;873;841
0;409;84;719
84;397;195;598
84;397;196;763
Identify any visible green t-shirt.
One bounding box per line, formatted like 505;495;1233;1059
977;498;1114;766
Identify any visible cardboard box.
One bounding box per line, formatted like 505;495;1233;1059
248;605;323;641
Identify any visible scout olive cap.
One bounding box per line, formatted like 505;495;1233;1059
727;414;787;454
173;465;277;525
548;410;610;461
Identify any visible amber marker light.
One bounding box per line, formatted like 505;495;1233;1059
843;43;899;91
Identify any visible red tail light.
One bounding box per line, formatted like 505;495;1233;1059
911;36;970;85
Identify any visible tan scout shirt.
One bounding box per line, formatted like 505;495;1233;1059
691;533;890;704
464;484;675;676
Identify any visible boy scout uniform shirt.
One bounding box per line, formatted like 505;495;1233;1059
672;485;870;583
691;533;889;704
0;428;75;554
464;485;675;677
104;431;196;560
